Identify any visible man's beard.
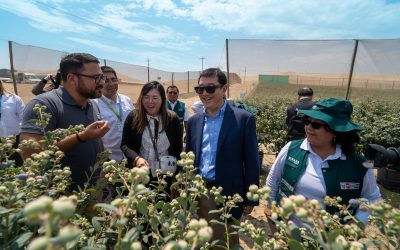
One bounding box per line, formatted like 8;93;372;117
77;79;102;99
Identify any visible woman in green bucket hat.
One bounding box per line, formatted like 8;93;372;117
266;98;381;226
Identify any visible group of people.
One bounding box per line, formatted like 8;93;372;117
0;53;259;247
1;52;383;247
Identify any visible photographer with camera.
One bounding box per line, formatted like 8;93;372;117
31;70;61;95
365;144;400;190
266;98;381;226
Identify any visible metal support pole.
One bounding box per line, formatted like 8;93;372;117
103;59;107;66
172;72;174;86
187;71;190;94
226;39;230;99
147;58;150;82
345;39;359;100
8;41;18;95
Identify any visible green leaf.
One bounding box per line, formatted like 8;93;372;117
94;203;119;213
327;229;342;243
209;219;226;226
92;217;106;232
289;224;302;241
0;208;15;216
137;200;148;215
208;208;223;214
288;239;305;250
9;232;33;249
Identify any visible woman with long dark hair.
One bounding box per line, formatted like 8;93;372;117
121;81;182;178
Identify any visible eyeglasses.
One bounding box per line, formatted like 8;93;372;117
73;72;106;84
168;91;178;95
304;119;328;130
194;84;221;94
105;77;119;84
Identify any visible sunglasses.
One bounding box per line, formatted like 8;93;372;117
168;91;178;95
194;84;221;94
304;119;328;130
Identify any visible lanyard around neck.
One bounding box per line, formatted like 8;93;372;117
147;118;160;162
100;95;123;122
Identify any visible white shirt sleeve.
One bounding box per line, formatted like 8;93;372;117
266;142;291;202
184;106;190;121
355;169;382;224
15;95;25;125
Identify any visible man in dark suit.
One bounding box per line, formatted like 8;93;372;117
186;68;259;247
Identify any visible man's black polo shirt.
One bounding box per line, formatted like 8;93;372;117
21;87;102;190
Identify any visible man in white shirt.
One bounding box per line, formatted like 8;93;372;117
166;85;189;139
0;80;25;138
95;66;134;162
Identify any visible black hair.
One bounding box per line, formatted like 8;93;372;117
334;131;360;156
59;53;99;82
101;66;118;79
166;85;179;93
298;87;313;97
133;81;174;133
198;68;227;86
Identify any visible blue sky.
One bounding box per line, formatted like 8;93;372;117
0;0;400;72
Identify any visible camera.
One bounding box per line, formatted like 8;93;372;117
364;144;400;170
364;144;400;191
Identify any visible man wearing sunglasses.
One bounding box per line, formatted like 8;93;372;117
20;53;110;191
186;68;259;248
166;85;189;139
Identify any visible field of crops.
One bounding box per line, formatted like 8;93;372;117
1;83;400;249
246;83;400;206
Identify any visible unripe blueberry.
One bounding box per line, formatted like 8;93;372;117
249;184;258;192
198;218;208;228
198;227;213;242
52;199;76;218
296;208;308;218
180;152;187;159
111;198;123;207
188;219;199;230
185;230;196;241
27;236;48;250
130;242;142;250
56;225;81;244
24;196;53;216
187;151;195;160
293;195;306;206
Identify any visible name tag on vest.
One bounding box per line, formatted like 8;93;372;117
340;182;360;190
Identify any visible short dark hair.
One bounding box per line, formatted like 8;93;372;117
166;85;179;93
101;66;118;79
198;68;227;86
298;87;313;97
60;53;99;82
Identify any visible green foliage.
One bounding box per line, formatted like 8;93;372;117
245;84;400;153
1;103;400;250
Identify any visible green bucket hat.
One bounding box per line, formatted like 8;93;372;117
298;98;363;132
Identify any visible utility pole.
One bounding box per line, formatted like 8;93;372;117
147;58;150;82
200;57;205;71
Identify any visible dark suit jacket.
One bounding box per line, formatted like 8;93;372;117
121;111;182;168
185;103;260;219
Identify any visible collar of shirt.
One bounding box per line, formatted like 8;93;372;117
301;139;346;166
167;100;177;109
56;86;91;108
102;94;120;104
203;100;227;119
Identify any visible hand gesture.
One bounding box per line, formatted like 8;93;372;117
135;157;149;168
80;120;109;141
